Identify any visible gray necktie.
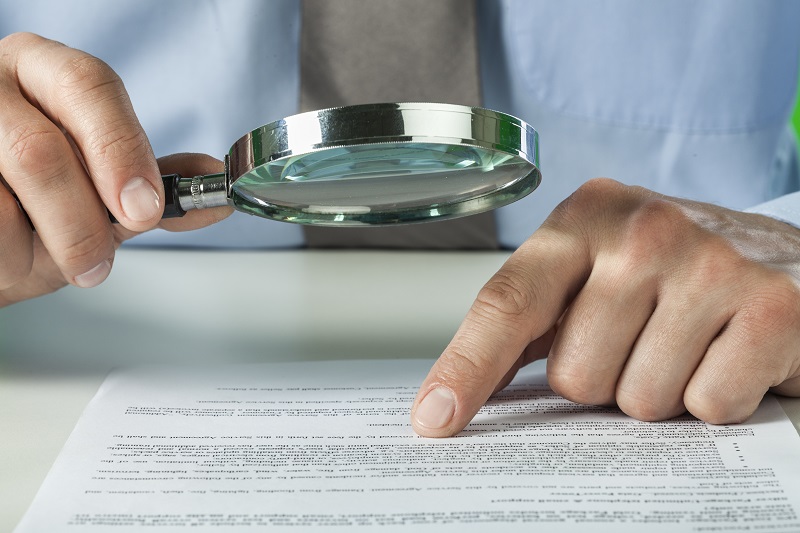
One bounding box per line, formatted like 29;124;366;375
300;0;498;249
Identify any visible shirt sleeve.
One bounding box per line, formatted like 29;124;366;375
746;192;800;228
745;125;800;227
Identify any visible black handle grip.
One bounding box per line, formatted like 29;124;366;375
159;174;186;219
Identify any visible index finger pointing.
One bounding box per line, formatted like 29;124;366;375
411;225;591;437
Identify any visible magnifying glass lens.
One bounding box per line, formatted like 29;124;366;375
230;142;537;225
155;104;540;226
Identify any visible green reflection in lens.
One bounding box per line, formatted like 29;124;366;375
230;142;539;225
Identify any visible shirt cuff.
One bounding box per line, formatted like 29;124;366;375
745;191;800;229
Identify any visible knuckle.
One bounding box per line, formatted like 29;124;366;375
473;270;533;321
554;178;625;218
623;199;688;253
54;55;129;117
682;240;741;290
0;31;44;52
437;344;493;390
738;275;800;340
684;371;762;425
548;363;610;406
616;388;678;422
3;122;70;180
544;178;633;245
86;121;148;169
605;198;699;277
630;198;688;231
55;54;119;93
49;54;144;170
684;388;743;425
54;222;112;272
548;179;620;227
578;177;624;196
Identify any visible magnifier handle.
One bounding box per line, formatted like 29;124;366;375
16;174;225;229
160;174;187;219
109;173;228;222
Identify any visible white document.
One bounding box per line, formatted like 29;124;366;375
16;359;800;532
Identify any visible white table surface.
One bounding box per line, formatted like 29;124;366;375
2;248;799;532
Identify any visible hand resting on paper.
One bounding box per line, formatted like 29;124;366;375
412;178;800;437
0;33;232;307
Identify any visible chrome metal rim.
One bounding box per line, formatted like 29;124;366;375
227;102;540;189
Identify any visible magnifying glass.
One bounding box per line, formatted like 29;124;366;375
160;102;541;226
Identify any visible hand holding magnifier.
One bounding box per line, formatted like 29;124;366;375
158;102;540;226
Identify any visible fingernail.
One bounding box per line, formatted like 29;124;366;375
74;259;112;288
120;177;160;222
414;387;455;429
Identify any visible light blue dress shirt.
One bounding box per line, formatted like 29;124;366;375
480;0;800;248
2;0;799;249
